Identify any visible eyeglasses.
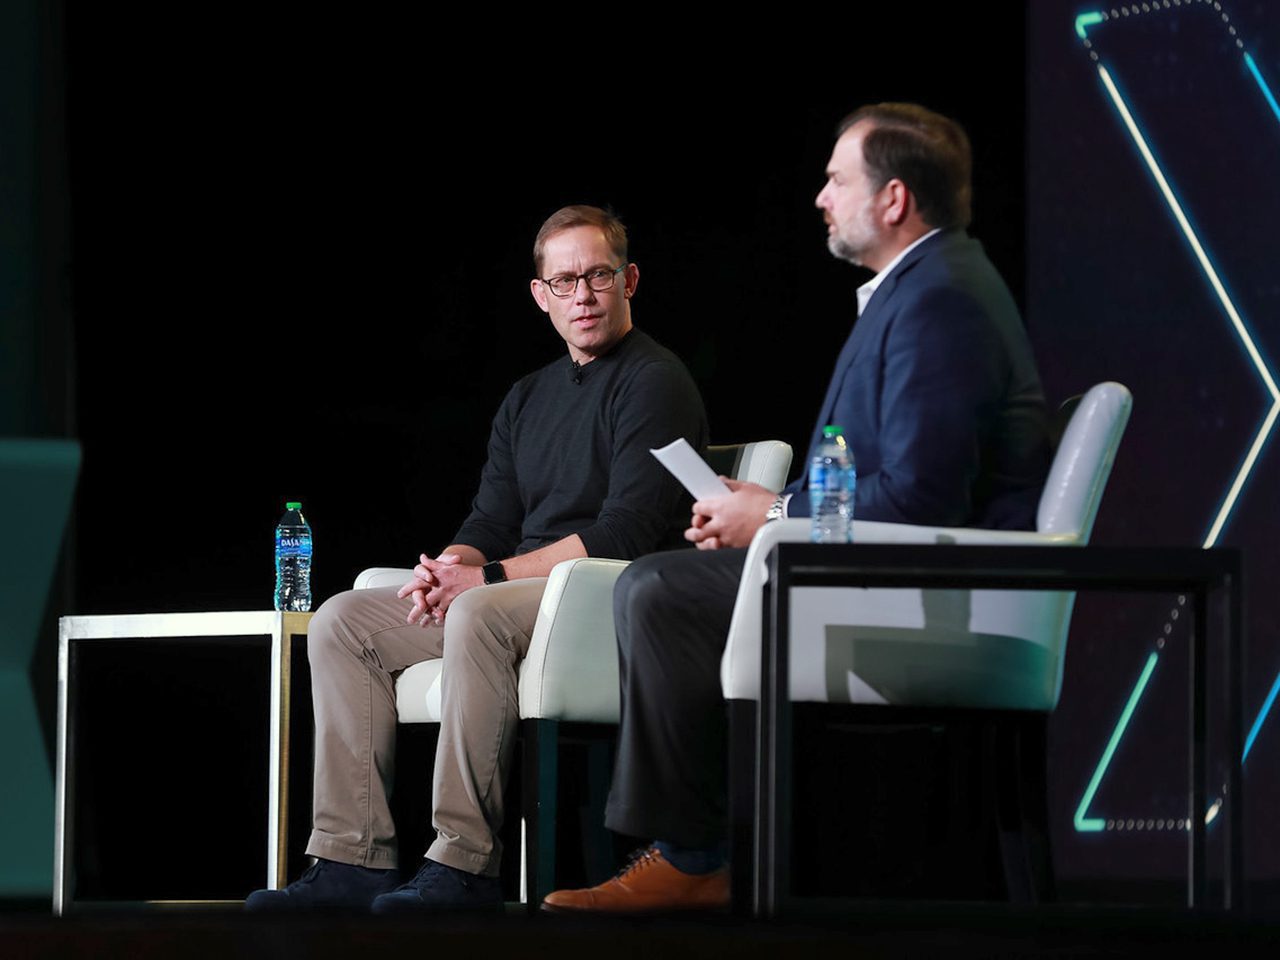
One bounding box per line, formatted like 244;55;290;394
540;264;626;298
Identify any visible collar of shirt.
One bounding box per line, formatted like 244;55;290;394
854;228;943;317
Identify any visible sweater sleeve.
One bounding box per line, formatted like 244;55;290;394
575;358;709;560
449;387;526;561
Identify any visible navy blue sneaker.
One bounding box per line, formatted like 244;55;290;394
244;858;399;912
370;859;503;915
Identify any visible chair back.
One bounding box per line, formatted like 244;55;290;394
706;441;793;491
1036;382;1133;541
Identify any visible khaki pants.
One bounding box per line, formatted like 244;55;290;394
303;579;546;877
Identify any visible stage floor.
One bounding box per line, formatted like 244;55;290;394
4;903;1279;959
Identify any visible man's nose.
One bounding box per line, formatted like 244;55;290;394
573;277;597;301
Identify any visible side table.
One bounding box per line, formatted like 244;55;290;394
751;543;1244;917
54;611;311;914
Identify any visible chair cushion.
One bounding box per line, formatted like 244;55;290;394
395;659;444;723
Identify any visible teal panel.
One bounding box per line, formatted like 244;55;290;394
0;439;80;667
0;673;52;895
0;438;80;898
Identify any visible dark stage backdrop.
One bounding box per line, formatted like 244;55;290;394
63;10;1027;611
53;1;1278;908
1029;0;1279;903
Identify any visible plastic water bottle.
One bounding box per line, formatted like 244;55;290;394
274;501;312;611
808;425;856;543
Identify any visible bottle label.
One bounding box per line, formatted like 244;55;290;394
276;532;313;558
808;461;846;492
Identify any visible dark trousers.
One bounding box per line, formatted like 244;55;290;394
603;547;747;848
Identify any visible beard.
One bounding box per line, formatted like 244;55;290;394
825;206;877;267
827;233;866;266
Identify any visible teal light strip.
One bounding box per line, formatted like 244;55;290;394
1074;652;1160;832
1075;11;1104;40
1096;64;1280;549
1244;53;1280;125
1237;46;1280;773
1244;669;1280;762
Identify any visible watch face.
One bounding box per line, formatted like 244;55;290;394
483;561;506;585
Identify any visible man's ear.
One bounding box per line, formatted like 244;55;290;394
530;278;550;313
622;263;639;299
881;178;911;227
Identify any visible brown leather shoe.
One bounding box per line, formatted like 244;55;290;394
541;847;729;915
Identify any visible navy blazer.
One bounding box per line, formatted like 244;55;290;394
784;230;1050;530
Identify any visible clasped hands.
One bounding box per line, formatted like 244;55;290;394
396;552;484;626
685;477;778;550
393;479;779;621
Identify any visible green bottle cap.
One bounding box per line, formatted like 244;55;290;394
822;425;844;438
286;501;302;510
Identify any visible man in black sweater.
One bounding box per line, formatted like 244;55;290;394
247;205;709;914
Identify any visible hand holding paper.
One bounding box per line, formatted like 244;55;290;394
651;439;780;550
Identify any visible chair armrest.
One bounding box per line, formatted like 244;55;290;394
737;440;793;491
720;519;1079;702
353;567;413;590
518;557;630;723
849;520;1079;547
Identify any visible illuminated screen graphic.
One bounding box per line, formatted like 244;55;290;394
1071;1;1279;837
1030;0;1279;897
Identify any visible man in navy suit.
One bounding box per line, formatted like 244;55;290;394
542;104;1050;914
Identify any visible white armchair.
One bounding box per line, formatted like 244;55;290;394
723;382;1132;710
354;439;793;905
353;440;793;724
721;382;1132;907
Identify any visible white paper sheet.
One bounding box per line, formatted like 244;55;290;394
650;438;732;501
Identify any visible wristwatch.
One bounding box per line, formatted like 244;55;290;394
481;560;508;585
765;495;786;523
